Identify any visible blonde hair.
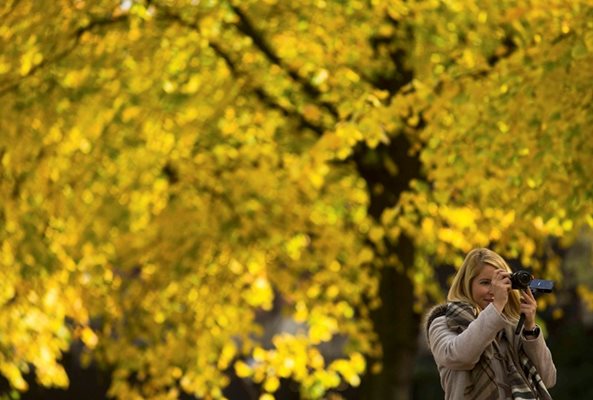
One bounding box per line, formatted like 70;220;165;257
448;248;521;320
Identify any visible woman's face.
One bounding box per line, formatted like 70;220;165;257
471;264;497;310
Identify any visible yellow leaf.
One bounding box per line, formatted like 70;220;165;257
263;376;280;392
235;361;252;378
81;326;99;349
349;352;366;373
0;363;28;391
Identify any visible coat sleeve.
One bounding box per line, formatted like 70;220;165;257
428;303;507;370
521;330;557;388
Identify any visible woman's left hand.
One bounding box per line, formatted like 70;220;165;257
520;288;538;330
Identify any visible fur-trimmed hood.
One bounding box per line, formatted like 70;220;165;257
423;303;448;344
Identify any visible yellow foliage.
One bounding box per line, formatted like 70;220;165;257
80;326;99;349
1;0;592;399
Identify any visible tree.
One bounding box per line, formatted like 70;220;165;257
1;1;593;399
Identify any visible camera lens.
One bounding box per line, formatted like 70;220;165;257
511;270;532;290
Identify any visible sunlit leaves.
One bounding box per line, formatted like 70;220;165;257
380;0;593;309
233;335;366;399
1;1;380;396
2;0;593;399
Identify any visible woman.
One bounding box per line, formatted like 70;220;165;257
425;248;556;399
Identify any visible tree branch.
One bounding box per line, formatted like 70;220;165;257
229;4;339;119
0;13;128;97
156;6;326;136
0;0;20;20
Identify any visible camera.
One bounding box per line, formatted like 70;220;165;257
510;270;554;293
510;270;554;335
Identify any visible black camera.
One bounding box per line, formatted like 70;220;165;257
511;270;554;335
510;270;554;293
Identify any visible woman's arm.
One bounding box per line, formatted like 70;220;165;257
522;332;557;388
429;303;507;370
518;287;556;387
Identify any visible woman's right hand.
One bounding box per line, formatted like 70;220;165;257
492;269;511;312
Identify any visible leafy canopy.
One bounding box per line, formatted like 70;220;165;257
1;0;593;399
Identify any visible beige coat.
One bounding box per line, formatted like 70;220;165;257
428;303;557;399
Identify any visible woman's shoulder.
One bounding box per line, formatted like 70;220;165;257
424;303;449;340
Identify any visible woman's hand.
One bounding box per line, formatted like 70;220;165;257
520;288;538;330
492;269;512;312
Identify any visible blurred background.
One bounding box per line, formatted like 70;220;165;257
1;1;593;399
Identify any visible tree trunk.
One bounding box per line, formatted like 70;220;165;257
361;235;420;400
355;133;423;400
